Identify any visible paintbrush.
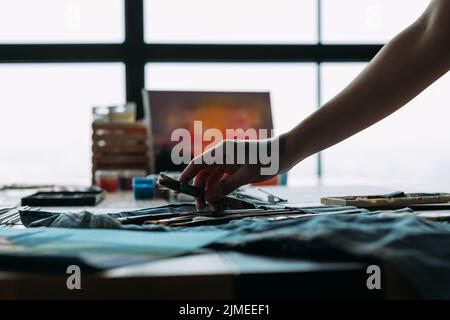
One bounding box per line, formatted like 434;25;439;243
153;207;365;227
171;209;364;227
118;208;270;225
144;209;300;227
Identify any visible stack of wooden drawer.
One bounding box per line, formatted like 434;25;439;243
91;122;151;184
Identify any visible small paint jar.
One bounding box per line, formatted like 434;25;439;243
109;103;136;123
95;170;119;192
92;106;110;123
119;170;147;191
132;177;155;199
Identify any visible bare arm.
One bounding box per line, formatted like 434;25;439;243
284;0;450;168
181;0;450;207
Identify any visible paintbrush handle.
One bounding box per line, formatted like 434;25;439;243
118;212;194;225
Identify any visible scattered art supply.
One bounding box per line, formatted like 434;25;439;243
92;106;110;123
95;170;119;192
109;103;136;123
116;206;366;227
321;191;450;209
92;103;136;124
133;177;155;199
0;207;27;228
0;184;54;191
118;170;147;191
21;188;104;207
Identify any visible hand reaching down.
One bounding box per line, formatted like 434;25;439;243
179;136;291;210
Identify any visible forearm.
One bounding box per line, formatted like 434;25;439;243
284;2;450;167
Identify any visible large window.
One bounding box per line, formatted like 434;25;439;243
0;0;124;43
144;0;317;44
0;63;125;185
321;63;450;190
322;0;429;43
2;0;447;189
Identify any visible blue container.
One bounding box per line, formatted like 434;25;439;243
132;177;155;200
279;172;288;186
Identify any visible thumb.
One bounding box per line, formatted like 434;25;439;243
205;166;250;203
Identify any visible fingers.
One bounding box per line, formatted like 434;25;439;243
205;168;225;191
193;168;214;211
203;169;225;211
195;199;207;212
193;167;211;189
205;166;250;204
179;157;208;183
180;141;227;183
178;140;248;210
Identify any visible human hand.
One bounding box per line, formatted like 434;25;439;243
179;136;287;210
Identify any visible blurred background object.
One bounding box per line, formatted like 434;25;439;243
143;90;273;172
91;106;151;188
0;0;448;191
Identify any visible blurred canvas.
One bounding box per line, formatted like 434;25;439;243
143;90;273;172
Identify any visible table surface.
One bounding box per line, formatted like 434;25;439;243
0;185;416;299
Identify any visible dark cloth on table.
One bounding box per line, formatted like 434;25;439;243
20;203;199;231
19;203;364;231
216;213;450;299
19;205;450;299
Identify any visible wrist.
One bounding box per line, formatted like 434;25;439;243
277;132;295;172
278;130;310;171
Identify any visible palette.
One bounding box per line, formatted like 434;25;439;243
321;191;450;209
21;188;104;207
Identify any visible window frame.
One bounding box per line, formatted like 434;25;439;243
0;0;383;180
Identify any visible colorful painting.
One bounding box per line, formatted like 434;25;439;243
144;91;273;172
